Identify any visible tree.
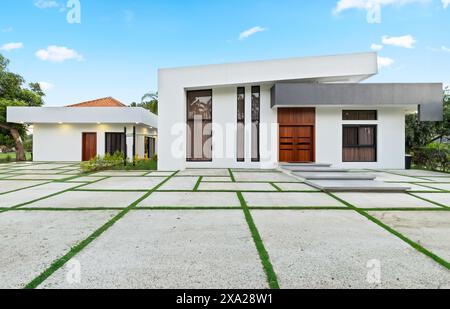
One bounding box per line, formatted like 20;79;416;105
0;54;44;161
405;90;450;152
130;92;158;115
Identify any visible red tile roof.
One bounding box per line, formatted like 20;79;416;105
66;97;127;107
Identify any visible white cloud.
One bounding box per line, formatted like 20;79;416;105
377;56;394;68
38;81;54;92
34;0;59;9
371;43;383;51
0;42;24;52
333;0;430;14
35;45;83;62
443;0;450;9
239;26;266;41
441;46;450;52
382;35;416;48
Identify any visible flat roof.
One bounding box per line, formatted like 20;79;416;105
7;107;158;128
159;52;379;88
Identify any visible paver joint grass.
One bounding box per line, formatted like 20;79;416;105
237;192;280;289
326;191;450;271
24;171;179;289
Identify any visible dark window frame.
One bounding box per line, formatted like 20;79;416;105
342;125;377;162
186;89;213;162
237;87;245;162
343;110;378;121
105;132;126;156
251;86;261;162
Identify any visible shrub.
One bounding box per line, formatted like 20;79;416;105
413;143;450;172
80;152;125;173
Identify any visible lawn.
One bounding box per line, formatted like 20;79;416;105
0;152;32;162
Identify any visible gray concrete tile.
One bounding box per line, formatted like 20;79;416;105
369;211;450;263
413;193;450;207
39;211;267;289
198;182;277;192
27;191;144;209
0;210;118;289
243;192;345;208
0;183;79;208
138;192;241;207
233;172;300;182
158;177;198;191
335;193;441;209
81;177;166;191
252;210;450;288
177;169;230;176
0;180;47;194
274;183;319;192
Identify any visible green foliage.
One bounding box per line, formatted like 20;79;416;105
0;53;45;160
406;95;450;152
80;152;125;173
412;143;450;172
130;92;158;115
23;135;33;152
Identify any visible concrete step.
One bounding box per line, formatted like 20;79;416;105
306;180;410;192
281;163;332;169
287;167;348;173
294;172;376;181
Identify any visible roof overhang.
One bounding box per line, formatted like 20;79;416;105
159;52;378;89
6;107;158;128
271;83;443;121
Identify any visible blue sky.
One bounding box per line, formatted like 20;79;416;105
0;0;449;106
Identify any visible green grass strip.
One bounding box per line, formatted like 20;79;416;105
269;183;282;192
193;176;203;191
407;192;450;209
326;192;450;270
237;192;280;289
24;171;179;289
0;179;107;214
228;169;236;182
0;181;53;196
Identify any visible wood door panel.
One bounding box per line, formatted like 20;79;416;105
82;133;97;161
278;108;315;163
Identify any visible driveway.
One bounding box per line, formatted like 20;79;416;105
0;162;449;289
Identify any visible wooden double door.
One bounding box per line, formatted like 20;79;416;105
278;108;315;163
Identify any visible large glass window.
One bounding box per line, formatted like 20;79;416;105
251;86;260;162
187;90;213;162
237;87;245;162
105;133;126;155
343;125;377;162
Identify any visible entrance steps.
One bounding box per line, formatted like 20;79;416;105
293;172;375;180
280;163;410;192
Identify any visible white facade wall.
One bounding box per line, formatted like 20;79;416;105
184;85;278;169
33;123;156;162
316;106;406;169
158;53;378;170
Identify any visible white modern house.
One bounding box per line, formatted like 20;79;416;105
7;52;442;170
7;97;158;162
157;52;443;171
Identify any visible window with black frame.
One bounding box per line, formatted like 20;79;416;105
237;87;245;162
186;90;213;162
251;86;260;162
343;125;377;162
105;132;126;156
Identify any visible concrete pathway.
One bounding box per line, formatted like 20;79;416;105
0;162;449;289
